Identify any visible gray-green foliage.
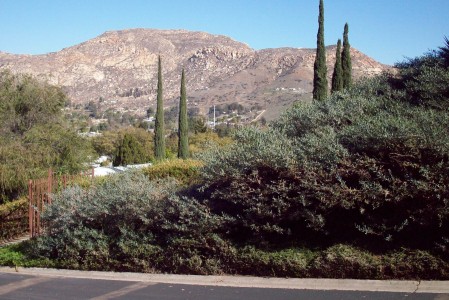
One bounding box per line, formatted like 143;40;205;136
23;40;449;277
198;46;449;248
33;171;229;273
396;51;449;110
199;126;296;183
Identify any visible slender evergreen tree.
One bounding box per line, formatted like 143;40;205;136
342;23;352;89
154;55;165;160
331;39;343;93
178;69;189;159
313;0;328;101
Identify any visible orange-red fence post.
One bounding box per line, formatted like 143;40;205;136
28;179;33;237
28;168;95;237
47;168;53;205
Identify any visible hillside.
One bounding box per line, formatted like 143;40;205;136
0;28;389;120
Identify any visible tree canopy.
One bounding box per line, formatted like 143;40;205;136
0;71;93;202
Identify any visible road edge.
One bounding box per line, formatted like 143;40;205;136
1;267;448;294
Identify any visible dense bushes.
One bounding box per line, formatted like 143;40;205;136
91;127;153;164
0;198;28;241
29;171;232;273
22;42;449;279
193;43;449;254
142;159;202;186
24;170;449;278
113;133;148;166
0;71;93;202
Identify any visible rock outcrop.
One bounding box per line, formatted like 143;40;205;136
0;28;390;120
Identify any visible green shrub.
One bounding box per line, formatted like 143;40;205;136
199;127;296;184
31;171;230;273
31;171;173;270
142;159;203;186
0;242;54;268
383;249;449;279
395;50;449;110
310;244;381;279
113;133;149;166
0;198;28;241
196;50;449;250
0;71;94;202
231;246;315;277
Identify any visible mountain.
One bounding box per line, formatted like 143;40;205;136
0;28;389;120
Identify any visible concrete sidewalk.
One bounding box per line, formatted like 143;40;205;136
1;267;448;294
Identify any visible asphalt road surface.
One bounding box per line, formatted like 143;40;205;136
1;272;448;300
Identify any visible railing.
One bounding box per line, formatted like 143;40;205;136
0;198;28;243
28;168;94;237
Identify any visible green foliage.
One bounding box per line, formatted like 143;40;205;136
142;159;202;186
438;36;449;67
313;0;328;100
30;171;230;273
91;127;153;160
190;115;208;134
197;40;449;251
0;71;66;136
342;23;352;89
10;41;449;280
189;131;233;156
178;69;189;159
0;71;93;202
0;243;54;268
0;198;28;241
231;246;315;277
309;245;449;279
7;239;449;279
199;127;296;184
395;49;449;110
154;56;166;160
113;133;148;166
331;39;343;93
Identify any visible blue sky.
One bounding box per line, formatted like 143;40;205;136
0;0;448;65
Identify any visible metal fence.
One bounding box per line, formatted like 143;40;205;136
28;168;94;237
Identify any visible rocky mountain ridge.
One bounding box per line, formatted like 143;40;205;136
0;28;390;120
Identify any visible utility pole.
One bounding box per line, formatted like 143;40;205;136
213;105;216;129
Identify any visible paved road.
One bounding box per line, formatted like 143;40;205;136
1;272;448;300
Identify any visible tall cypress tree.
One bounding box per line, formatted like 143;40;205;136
154;55;165;160
331;39;343;93
313;0;328;101
342;23;352;89
178;69;189;159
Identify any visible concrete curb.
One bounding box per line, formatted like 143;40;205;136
1;267;448;294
